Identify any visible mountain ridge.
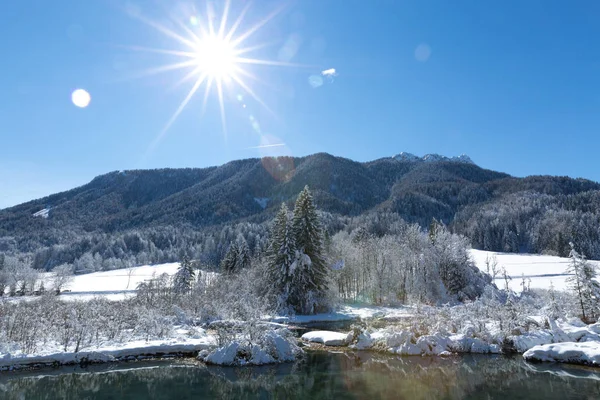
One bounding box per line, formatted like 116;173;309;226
2;151;600;264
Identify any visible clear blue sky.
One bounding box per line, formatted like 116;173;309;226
2;0;600;209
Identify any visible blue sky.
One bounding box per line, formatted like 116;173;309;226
2;0;600;209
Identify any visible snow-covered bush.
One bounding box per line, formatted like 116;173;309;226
199;327;302;366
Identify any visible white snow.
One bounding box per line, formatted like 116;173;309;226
200;329;301;366
470;249;600;292
62;263;182;300
301;330;352;346
523;342;600;366
392;153;474;164
7;263;217;302
0;336;216;370
32;208;50;218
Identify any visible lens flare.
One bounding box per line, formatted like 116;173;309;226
71;89;91;108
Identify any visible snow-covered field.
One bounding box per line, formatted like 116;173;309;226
9;263;218;302
470;249;600;292
59;263;181;301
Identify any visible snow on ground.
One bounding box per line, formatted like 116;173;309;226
0;330;216;370
32;208;50;218
301;331;352;346
523;342;600;366
60;263;181;301
6;263;217;302
470;249;600;292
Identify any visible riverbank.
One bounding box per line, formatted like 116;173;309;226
299;316;600;367
3;305;600;371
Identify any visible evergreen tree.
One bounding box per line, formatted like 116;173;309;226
267;203;296;310
174;256;195;294
220;243;239;274
429;218;442;244
236;236;252;271
290;186;330;314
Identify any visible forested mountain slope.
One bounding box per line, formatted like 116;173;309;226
1;152;599;268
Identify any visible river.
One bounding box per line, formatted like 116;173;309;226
1;351;599;399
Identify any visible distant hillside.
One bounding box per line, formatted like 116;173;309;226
1;152;600;268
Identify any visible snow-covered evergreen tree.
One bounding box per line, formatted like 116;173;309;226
174;256;195;294
220;243;239;274
289;186;330;314
266;203;296;311
236;235;252;271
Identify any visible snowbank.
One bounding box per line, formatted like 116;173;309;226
301;331;352;346
347;328;500;356
0;337;216;371
344;318;600;356
199;329;302;366
523;342;600;366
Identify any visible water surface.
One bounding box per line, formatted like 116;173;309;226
1;352;600;399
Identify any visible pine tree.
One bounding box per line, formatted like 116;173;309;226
236;236;252;271
289;186;329;314
429;218;442;244
220;242;239;274
267;203;296;310
174;256;195;294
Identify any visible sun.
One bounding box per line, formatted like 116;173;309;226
122;0;308;153
192;35;237;81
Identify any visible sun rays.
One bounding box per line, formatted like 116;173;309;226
121;0;306;154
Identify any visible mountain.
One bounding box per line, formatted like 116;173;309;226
392;152;475;164
1;152;600;266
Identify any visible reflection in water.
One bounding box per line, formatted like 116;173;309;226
1;352;600;400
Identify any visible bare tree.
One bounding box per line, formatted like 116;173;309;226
52;264;74;294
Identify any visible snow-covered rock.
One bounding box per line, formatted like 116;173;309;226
396;343;422;355
384;330;414;348
391;152;475;165
451;154;475;164
510;331;555;353
301;331;352;346
204;342;240;366
393;152;420;162
201;329;302;366
523;342;600;367
416;334;452;355
588;323;600;335
422;153;449;163
352;332;374;350
449;335;495;354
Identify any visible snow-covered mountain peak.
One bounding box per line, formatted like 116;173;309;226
393;153;475;165
392;152;420;161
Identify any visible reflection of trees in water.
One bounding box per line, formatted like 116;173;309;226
1;353;600;399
